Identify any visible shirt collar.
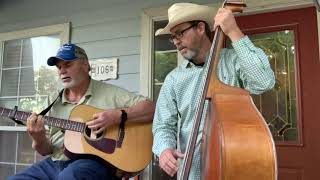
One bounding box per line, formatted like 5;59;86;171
182;52;210;69
182;60;206;69
182;60;190;68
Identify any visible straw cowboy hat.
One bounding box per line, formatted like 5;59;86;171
155;3;217;36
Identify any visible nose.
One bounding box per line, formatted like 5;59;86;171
59;67;67;75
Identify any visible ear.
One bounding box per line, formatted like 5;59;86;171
197;22;206;35
82;60;91;72
85;62;91;72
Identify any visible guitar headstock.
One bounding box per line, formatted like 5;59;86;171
223;0;246;13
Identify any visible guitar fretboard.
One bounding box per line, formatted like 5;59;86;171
0;107;85;132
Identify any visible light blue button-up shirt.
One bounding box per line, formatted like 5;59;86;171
152;36;275;179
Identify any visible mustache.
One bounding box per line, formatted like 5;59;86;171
61;76;70;80
177;46;186;51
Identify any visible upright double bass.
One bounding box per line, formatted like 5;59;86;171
179;0;277;179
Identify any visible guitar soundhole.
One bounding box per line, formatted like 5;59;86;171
82;125;117;154
84;125;104;140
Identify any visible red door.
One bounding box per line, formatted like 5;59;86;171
235;6;320;180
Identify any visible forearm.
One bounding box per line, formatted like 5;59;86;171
123;100;155;123
32;136;52;156
152;129;177;157
227;26;245;42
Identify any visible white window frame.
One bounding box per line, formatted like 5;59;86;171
139;6;168;98
0;23;70;131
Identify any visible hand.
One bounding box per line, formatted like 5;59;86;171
86;109;121;134
213;8;244;42
26;113;46;142
159;148;184;177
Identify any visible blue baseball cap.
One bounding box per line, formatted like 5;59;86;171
47;43;88;66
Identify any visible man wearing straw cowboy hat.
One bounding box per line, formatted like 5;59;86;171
152;2;275;179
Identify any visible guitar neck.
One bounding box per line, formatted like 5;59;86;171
0;107;85;132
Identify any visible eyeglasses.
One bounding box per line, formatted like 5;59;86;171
169;24;197;43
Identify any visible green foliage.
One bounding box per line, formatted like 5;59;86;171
154;51;177;83
251;30;294;58
35;66;59;97
19;66;59;113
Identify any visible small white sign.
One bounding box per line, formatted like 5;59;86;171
90;58;118;80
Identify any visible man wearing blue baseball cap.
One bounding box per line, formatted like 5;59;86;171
47;44;89;66
9;44;155;180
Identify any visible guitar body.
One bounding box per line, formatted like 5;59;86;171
63;105;153;177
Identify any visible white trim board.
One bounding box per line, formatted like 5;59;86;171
0;23;70;45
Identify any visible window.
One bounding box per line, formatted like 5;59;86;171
242;31;298;142
0;23;69;179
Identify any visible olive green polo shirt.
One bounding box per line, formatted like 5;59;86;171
48;79;146;161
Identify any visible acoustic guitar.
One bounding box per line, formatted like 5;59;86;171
0;104;153;177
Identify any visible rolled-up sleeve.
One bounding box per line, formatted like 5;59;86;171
152;74;178;157
232;36;275;94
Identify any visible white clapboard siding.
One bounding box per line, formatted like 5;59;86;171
72;17;140;44
117;54;140;74
106;73;140;92
77;36;140;60
70;3;144;28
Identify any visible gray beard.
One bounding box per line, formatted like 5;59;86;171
181;49;198;61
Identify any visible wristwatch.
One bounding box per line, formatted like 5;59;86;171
120;109;127;126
